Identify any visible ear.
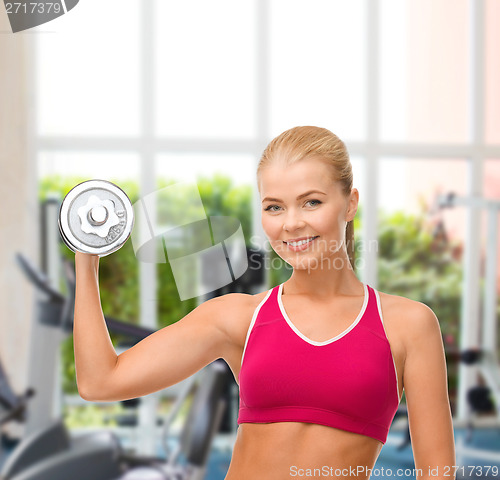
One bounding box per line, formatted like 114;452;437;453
346;188;359;222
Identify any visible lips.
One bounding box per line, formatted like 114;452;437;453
283;236;320;252
283;236;319;245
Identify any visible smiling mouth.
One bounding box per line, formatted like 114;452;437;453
283;236;319;247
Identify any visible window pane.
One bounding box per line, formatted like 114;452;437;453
379;0;409;141
377;158;467;294
484;159;500;199
379;157;467;216
154;154;254;306
380;0;469;143
155;0;256;139
270;0;366;142
36;0;141;137
485;0;500;144
377;157;467;409
156;153;255;187
38;152;140;181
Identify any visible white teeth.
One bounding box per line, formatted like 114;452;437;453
288;237;316;247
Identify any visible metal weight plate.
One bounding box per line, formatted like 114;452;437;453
58;180;134;256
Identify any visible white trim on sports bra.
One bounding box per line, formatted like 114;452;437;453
373;288;401;404
239;287;274;367
277;283;369;347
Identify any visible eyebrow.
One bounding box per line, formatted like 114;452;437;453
261;190;327;204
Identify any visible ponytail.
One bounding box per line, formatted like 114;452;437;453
345;220;355;269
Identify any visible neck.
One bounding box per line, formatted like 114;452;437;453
283;253;363;298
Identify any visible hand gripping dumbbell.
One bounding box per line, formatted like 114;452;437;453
58;180;134;256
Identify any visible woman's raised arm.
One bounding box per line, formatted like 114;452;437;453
73;252;234;402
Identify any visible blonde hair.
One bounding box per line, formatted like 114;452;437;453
257;126;355;267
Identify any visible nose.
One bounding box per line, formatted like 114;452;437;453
283;209;306;232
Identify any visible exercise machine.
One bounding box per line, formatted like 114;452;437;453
0;253;228;479
435;192;500;469
0;356;227;480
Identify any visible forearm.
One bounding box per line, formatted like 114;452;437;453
73;252;117;399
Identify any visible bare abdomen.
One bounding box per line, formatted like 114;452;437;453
225;422;384;480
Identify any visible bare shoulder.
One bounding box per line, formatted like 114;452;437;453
207;288;270;349
205;288;270;381
377;289;441;348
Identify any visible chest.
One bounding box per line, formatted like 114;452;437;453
238;312;396;422
280;296;365;343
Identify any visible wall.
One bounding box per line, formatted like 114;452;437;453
0;10;37;436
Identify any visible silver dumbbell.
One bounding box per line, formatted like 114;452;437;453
58;180;134;256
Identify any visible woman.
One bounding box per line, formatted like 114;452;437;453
74;126;456;479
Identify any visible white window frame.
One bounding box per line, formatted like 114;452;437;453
34;0;500;424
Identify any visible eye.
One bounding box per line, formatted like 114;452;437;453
306;199;322;207
264;204;281;212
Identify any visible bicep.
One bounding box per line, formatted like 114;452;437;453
88;294;235;402
403;303;456;476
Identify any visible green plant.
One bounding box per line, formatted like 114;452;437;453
41;175;484;419
376;207;464;410
39;174;254;396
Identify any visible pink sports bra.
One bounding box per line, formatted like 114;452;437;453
237;282;401;444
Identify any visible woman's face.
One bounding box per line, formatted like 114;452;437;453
259;156;358;271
